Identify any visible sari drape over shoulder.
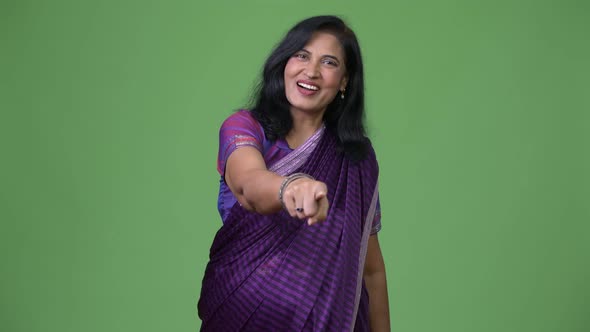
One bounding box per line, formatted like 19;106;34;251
198;125;379;331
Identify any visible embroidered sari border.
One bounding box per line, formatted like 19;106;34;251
269;125;326;176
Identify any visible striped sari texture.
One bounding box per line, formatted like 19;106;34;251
198;127;379;331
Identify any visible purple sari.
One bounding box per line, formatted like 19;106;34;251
198;119;379;331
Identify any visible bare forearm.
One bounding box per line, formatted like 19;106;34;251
364;271;390;331
225;147;327;220
235;169;284;214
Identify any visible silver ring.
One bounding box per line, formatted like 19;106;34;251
295;207;304;212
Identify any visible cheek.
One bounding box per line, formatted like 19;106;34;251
284;60;299;78
323;71;345;88
326;77;345;100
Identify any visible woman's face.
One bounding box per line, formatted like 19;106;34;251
284;32;348;116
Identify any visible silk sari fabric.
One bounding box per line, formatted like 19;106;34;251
198;125;379;331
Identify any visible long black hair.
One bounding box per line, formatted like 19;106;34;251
249;15;369;161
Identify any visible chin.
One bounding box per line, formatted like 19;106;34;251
287;98;330;114
290;104;327;114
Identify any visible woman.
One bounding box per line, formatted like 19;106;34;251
198;16;390;331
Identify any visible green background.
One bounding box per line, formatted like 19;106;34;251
1;0;588;331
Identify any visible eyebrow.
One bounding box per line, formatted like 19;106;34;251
300;48;341;63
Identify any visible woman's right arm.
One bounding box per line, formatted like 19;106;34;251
225;146;329;224
224;146;284;214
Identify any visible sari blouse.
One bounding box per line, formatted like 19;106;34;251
216;110;381;234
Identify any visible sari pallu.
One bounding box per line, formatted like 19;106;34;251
198;128;379;331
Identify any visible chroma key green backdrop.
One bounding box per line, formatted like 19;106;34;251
1;0;588;331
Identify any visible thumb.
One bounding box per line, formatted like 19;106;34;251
314;191;327;200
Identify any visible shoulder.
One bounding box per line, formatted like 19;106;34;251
341;136;378;166
221;109;261;129
217;110;265;175
359;137;379;172
365;138;377;159
220;110;265;139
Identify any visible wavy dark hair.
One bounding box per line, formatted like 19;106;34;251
249;15;369;161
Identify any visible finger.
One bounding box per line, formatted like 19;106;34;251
314;190;327;200
307;216;322;225
286;181;307;219
320;197;329;217
302;193;318;218
295;207;306;219
307;184;327;222
308;200;328;225
294;195;307;220
283;191;298;217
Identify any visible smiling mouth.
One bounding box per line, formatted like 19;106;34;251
297;82;319;91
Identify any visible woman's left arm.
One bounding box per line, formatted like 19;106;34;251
364;234;391;331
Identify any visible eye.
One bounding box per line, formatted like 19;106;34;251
293;52;308;60
322;58;339;67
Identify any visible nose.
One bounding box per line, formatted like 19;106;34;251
304;62;320;79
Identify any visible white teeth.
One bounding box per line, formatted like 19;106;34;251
297;82;319;91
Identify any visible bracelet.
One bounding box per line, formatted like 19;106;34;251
278;172;315;210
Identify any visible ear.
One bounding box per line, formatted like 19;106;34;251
340;75;348;92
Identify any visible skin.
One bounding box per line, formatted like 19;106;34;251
224;31;390;331
365;234;391;331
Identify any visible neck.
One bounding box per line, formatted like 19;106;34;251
286;109;325;149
